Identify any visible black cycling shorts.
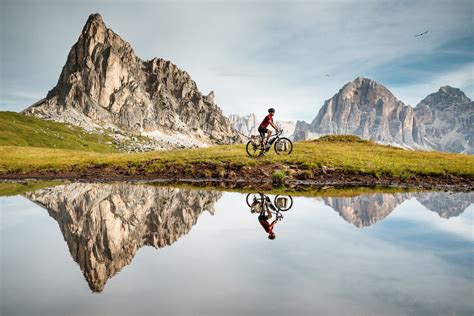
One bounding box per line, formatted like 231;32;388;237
258;126;268;138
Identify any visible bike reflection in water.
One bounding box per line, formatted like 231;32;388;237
246;193;294;240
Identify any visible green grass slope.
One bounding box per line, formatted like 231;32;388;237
0;180;64;197
0;136;472;178
0;111;117;153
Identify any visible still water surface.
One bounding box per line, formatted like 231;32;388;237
1;183;473;315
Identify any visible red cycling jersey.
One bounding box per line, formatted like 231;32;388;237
260;114;273;128
259;216;273;234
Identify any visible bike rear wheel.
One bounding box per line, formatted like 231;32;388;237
246;139;263;157
274;137;293;155
246;193;263;207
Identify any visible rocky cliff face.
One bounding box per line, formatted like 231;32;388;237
229;113;296;139
22;13;243;150
414;86;473;154
294;77;426;149
24;183;222;292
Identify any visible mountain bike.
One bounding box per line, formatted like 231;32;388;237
246;193;294;219
245;128;293;157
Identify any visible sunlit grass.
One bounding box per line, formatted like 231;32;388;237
0;111;117;153
0;180;64;196
1;135;472;178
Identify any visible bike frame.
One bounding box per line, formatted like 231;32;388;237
249;193;288;219
261;128;283;144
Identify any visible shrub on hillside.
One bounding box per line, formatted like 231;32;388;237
314;134;369;143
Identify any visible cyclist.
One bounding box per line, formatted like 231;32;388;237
258;108;278;149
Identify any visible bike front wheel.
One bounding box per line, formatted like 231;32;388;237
246;140;263;157
274;195;293;211
274;137;293;155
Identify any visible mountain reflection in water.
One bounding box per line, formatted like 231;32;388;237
322;191;474;228
24;183;222;292
23;183;473;292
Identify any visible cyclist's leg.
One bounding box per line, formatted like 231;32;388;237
260;131;265;145
258;126;267;144
266;130;272;144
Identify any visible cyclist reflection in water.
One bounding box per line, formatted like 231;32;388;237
250;196;279;240
249;193;292;240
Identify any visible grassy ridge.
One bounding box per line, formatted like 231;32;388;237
0;111;117;153
0;180;64;196
0;137;473;178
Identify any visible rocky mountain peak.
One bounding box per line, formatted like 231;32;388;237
23;13;244;150
339;77;397;106
294;77;425;148
414;85;473;154
206;90;215;103
82;13;106;34
417;85;471;109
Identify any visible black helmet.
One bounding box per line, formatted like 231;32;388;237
268;108;275;113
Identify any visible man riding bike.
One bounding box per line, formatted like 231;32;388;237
258;108;278;150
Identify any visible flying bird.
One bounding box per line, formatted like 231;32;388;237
414;31;429;37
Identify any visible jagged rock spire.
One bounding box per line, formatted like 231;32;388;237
23;13;244;149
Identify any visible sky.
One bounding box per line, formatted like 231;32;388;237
1;0;473;122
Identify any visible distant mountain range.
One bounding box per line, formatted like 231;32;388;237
229;113;296;139
230;79;472;154
22;13;243;150
294;77;473;154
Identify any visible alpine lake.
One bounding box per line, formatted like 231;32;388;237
1;181;472;316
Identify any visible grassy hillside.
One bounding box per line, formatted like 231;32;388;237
0;180;64;197
0;136;472;179
0;111;117;153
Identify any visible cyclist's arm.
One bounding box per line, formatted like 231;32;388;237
270;220;278;227
270;121;277;130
